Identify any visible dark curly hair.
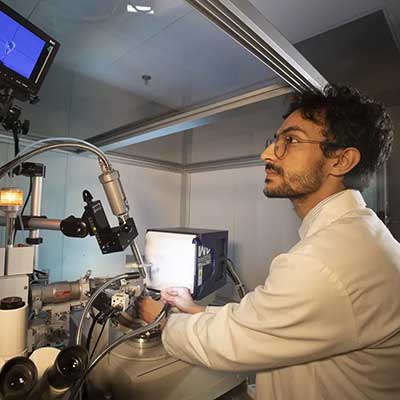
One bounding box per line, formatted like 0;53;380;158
284;84;394;191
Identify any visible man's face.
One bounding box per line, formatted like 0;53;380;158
260;110;329;199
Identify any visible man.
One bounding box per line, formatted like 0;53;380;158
139;84;400;400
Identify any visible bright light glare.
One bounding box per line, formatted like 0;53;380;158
0;188;24;207
127;4;154;14
127;4;138;12
136;5;152;12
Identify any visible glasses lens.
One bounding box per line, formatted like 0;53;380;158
275;135;286;159
265;138;274;148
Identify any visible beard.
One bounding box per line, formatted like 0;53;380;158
263;159;325;199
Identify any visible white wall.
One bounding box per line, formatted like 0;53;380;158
0;141;182;282
188;166;300;294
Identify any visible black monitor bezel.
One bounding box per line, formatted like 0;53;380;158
0;1;60;98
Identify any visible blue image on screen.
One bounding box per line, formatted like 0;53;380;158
0;11;46;79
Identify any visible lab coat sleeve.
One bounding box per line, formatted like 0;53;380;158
161;253;359;372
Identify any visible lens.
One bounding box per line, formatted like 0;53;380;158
274;135;285;159
57;346;88;379
0;357;37;398
47;345;89;389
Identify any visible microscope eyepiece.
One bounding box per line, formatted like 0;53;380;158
0;357;38;399
47;345;88;390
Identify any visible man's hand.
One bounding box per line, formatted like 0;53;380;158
138;296;164;324
161;287;205;314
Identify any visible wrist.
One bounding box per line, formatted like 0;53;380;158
188;304;206;314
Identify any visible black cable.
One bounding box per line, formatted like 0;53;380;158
224;256;246;299
33;269;48;276
90;320;107;360
13;176;32;244
85;312;100;354
69;304;170;400
13;128;20;156
82;312;108;400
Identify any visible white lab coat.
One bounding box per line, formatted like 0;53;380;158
162;190;400;400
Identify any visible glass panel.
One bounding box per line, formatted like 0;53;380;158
115;131;187;164
2;0;281;140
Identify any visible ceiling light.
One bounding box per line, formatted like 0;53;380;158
127;4;155;14
127;4;138;13
136;5;152;12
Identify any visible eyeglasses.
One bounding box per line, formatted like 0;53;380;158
265;133;338;159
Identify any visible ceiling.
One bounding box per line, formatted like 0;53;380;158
2;0;400;163
4;0;394;109
249;0;385;43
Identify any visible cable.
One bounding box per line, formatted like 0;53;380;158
89;319;107;360
82;313;108;400
75;272;140;346
13;176;32;244
13;128;20;156
69;303;170;400
85;311;100;354
224;256;246;299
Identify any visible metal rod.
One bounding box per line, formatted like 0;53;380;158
29;176;43;267
4;214;16;276
0;216;61;231
0;142;112;181
184;0;328;92
87;84;292;151
5;215;15;248
129;241;146;278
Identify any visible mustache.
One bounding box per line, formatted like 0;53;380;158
265;162;283;175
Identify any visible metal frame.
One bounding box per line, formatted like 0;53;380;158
88;83;292;152
184;154;262;173
185;0;328;92
86;0;328;154
2;1;331;174
0;132;183;173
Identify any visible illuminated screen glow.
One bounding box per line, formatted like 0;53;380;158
0;10;45;79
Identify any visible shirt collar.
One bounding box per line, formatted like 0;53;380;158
298;189;366;240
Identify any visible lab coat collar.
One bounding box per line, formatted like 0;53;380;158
299;189;366;240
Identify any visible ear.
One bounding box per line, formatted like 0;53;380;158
329;147;361;177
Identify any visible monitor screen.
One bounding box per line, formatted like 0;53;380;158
0;11;46;79
0;1;59;100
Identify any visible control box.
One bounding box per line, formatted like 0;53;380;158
144;228;228;300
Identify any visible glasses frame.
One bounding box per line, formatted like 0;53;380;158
265;133;339;160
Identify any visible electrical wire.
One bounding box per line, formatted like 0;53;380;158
69;303;170;400
224;256;246;299
89;319;108;360
75;272;140;346
82;312;108;400
85;311;100;355
13;176;32;244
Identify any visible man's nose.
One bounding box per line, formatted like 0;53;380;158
260;141;275;162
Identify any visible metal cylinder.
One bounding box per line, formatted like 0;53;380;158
0;216;61;231
31;281;82;305
27;218;61;231
98;169;129;218
0;299;28;369
5;214;16;248
29;176;43;267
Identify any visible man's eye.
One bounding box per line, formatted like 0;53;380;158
284;135;299;144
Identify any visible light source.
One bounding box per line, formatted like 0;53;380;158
0;188;23;210
127;3;155;14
